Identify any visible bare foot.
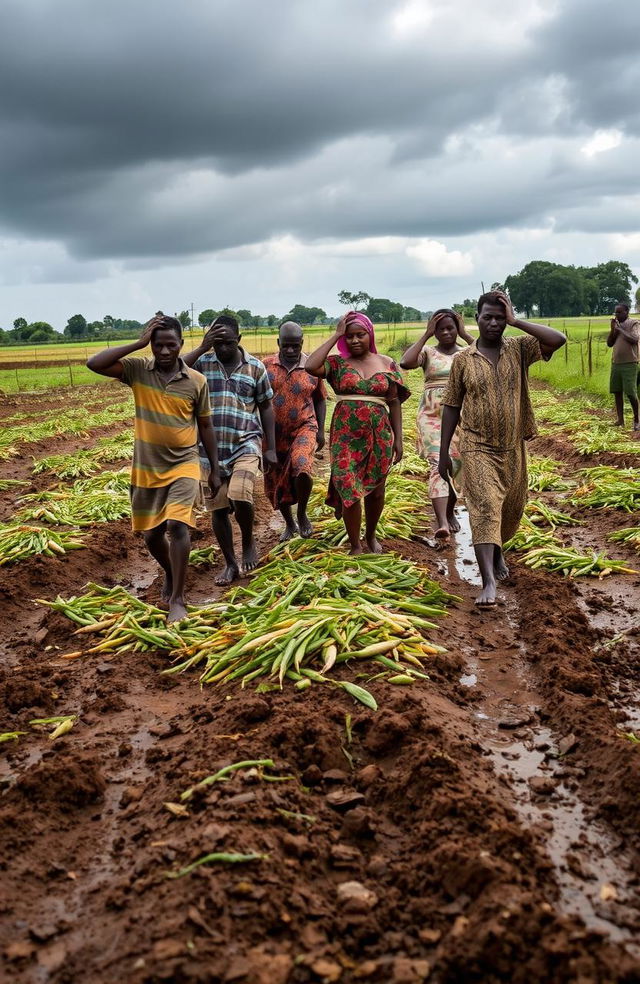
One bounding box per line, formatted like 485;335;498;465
434;526;450;540
365;536;383;554
167;599;188;623
447;512;461;534
298;513;313;538
614;421;624;427
475;582;497;607
279;524;298;543
493;550;510;580
241;540;259;575
348;543;363;555
215;563;239;586
634;422;640;432
160;572;172;604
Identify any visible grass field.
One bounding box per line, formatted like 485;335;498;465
0;316;628;402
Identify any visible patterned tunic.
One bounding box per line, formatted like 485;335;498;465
324;355;410;511
442;336;543;545
193;347;273;478
262;354;327;509
120;356;211;532
416;346;463;499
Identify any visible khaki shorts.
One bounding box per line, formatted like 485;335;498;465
200;454;261;512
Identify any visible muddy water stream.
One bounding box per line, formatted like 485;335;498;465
450;505;640;950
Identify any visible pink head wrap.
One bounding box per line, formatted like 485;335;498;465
337;311;378;359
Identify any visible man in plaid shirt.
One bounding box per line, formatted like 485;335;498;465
184;315;276;584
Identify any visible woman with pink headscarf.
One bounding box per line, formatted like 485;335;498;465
306;312;410;554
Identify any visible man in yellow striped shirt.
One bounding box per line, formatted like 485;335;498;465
87;315;221;622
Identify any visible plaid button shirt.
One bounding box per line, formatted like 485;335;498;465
194;347;273;476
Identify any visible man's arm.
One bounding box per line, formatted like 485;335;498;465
86;318;158;378
197;416;221;495
182;325;216;369
495;292;566;358
607;318;619;348
258;400;277;469
614;320;640;345
312;386;327;451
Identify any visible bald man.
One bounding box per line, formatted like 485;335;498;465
262;322;327;539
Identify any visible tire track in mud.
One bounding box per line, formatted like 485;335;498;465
1;475;640;980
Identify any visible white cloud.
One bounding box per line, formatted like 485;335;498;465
390;0;435;38
581;128;623;157
406;239;474;276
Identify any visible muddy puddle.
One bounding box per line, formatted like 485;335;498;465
451;506;640;951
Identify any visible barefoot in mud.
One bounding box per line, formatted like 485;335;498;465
168;598;188;623
493;548;510;580
279;523;299;543
475;582;497;608
434;526;450;541
160;571;173;604
348;543;363;555
298;513;313;538
365;536;383;554
447;509;461;534
215;563;239;586
241;539;259;575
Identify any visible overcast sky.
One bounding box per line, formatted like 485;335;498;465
1;0;639;328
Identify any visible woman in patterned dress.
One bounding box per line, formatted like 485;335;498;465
401;310;474;539
306;312;410;555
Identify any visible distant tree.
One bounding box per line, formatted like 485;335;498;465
338;290;371;311
0;327;8;344
103;315;114;328
636;286;640;312
365;297;403;323
266;315;278;327
13;317;27;334
582;260;638;314
29;326;56;343
24;322;57;343
218;307;238;320
236;309;252;324
177;310;191;330
452;299;477;318
286;304;327;325
402;306;422;322
198;308;217;327
87;321;104;335
64;313;88;338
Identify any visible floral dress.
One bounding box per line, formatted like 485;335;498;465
325;355;410;511
416;346;463;499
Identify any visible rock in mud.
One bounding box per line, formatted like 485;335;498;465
337;880;379;913
528;775;560;797
326;789;365;812
558;733;578;756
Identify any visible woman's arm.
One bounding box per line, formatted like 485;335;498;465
400;314;440;369
305;316;346;377
438;405;461;483
456;313;475;346
389;397;403;463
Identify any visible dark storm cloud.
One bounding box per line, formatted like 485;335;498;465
0;0;638;264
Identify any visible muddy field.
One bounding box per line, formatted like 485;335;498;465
1;387;640;984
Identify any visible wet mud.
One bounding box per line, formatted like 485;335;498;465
1;391;640;983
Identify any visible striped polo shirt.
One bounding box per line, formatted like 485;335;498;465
120;356;211;488
193;347;273;477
